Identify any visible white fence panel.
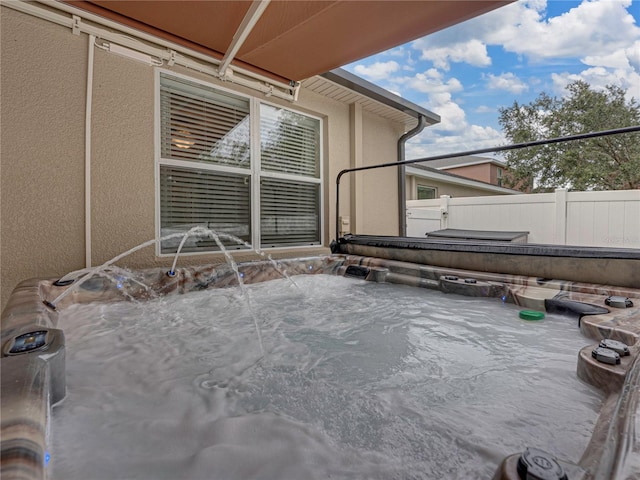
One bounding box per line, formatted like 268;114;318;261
406;209;441;236
566;190;640;248
406;189;640;248
445;194;557;244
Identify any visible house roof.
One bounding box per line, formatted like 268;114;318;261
425;155;507;170
406;164;521;195
65;1;511;83
319;69;440;124
305;68;440;128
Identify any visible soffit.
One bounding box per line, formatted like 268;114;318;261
65;0;511;83
303;74;422;129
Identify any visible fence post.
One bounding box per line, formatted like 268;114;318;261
440;195;450;230
555;188;567;245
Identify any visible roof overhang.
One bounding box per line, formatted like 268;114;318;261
320;69;440;124
428;155;507;170
301;69;439;129
63;0;512;83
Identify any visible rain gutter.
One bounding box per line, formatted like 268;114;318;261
398;116;428;236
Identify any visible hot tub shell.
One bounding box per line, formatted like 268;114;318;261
2;240;639;480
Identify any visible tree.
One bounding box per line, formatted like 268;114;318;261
498;81;640;191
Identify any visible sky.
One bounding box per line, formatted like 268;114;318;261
343;0;640;160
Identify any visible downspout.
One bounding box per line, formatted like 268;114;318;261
397;115;427;236
85;34;95;267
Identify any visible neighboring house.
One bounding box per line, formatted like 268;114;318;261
406;163;522;200
413;155;530;193
0;1;510;311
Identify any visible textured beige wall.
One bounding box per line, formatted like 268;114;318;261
1;6;404;312
1;7;86;311
360;112;404;235
294;87;352;244
89;49;157;267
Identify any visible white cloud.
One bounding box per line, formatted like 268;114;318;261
485;0;638;61
390;69;507;155
415;38;491;71
402;72;506;157
345;1;640;158
406;124;505;159
352;61;400;81
426;92;468;132
486;72;529;94
394;69;463;95
406;0;640;112
412;0;640;68
583;50;633;70
410;1;543;63
627;41;640;72
388;70;468;132
551;66;640;100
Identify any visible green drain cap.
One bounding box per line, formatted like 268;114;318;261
519;310;545;321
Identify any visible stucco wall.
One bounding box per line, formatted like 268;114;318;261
1;7;86;311
1;6;406;312
360;111;404;235
90;48;157;267
443;164;493;184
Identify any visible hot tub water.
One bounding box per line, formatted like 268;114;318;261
51;275;603;479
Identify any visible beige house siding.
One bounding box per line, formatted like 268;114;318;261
406;175;515;200
1;6;406;311
361;111;404;235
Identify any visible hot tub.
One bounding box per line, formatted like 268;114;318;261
1;240;639;479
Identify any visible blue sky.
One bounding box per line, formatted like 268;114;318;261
343;0;640;159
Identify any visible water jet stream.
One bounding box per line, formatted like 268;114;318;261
47;227;304;355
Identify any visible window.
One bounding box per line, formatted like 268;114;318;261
157;72;321;254
417;185;437;200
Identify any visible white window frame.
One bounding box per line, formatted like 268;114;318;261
154;69;323;256
417;184;437;200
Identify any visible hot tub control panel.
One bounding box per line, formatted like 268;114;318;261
2;328;66;404
4;330;51;355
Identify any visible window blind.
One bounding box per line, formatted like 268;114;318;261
260;104;320;178
260;177;320;247
160;73;251;168
160;165;251;253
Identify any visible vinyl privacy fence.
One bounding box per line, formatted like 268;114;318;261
406;188;640;248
